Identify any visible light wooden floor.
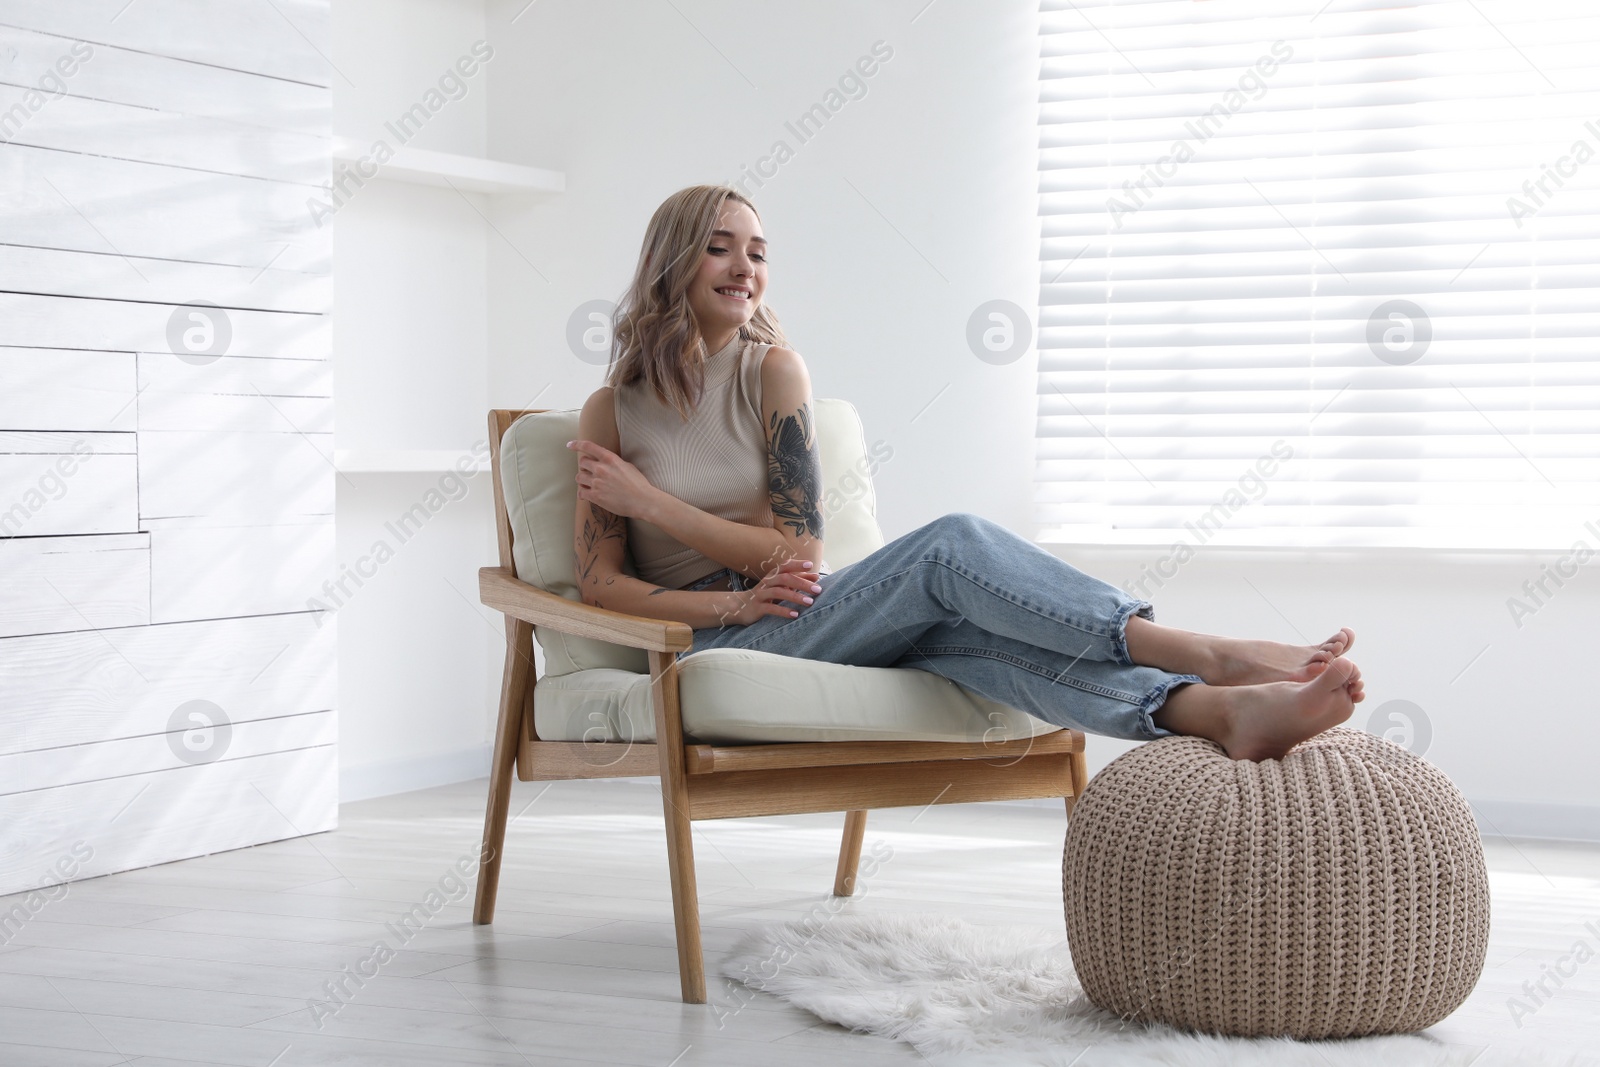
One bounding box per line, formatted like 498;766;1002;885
1;777;1595;1065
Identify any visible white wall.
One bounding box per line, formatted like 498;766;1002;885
482;0;1042;533
1066;545;1600;840
0;1;337;898
331;0;500;800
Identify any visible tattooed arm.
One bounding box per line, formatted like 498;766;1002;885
638;346;826;583
758;346;825;569
571;387;750;628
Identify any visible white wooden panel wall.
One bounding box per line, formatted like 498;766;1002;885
0;2;335;896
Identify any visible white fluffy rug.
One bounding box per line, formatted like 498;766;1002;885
717;913;1588;1067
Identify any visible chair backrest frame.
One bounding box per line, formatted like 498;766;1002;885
489;408;547;751
489;408;543;574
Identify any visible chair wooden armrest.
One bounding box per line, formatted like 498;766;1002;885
478;566;693;653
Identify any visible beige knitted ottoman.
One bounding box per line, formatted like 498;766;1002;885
1062;726;1490;1039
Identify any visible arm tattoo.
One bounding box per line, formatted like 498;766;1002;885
575;503;625;606
766;401;825;540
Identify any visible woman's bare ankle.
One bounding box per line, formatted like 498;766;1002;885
1150;681;1230;746
1125;616;1218;679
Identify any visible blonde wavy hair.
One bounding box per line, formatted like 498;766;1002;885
606;184;788;421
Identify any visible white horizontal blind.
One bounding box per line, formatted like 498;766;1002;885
1036;0;1600;549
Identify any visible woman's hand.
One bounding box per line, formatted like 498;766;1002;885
566;439;658;519
729;558;821;626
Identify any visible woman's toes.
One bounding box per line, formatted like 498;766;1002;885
1315;655;1358;692
1307;632;1346;668
1339;660;1364;702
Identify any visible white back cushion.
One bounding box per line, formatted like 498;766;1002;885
499;398;886;679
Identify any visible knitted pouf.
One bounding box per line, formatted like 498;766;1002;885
1062;726;1490;1039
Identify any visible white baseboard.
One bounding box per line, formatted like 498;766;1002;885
1467;799;1600;844
340;743;492;804
1002;795;1600;844
343;761;1600;845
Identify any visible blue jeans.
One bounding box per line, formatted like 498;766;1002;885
681;512;1203;742
682;567;757;593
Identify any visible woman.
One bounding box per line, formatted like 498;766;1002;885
566;185;1363;761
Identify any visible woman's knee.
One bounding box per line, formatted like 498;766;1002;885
929;511;986;536
941;512;1004;547
910;511;991;555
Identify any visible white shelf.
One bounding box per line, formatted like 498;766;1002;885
332;136;564;195
335;449;489;474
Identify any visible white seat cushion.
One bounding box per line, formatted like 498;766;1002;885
534;647;1061;745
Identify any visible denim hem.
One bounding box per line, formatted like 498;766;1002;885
1135;672;1204;740
1109;598;1156;667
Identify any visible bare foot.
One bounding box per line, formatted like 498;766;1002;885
1204;627;1356;687
1155;656;1364;761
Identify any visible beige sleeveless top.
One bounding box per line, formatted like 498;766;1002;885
613;333;775;590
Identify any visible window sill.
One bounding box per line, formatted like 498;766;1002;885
1034;537;1593;563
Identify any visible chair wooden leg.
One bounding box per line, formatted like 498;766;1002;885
649;651;706;1004
474;617;535;925
833;809;868;896
1064;744;1089;819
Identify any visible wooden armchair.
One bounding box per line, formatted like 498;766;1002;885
473;405;1089;1003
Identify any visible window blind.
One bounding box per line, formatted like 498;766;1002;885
1035;0;1600;549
